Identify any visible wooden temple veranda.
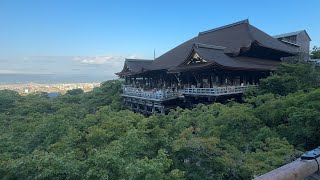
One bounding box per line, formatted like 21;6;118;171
116;20;310;114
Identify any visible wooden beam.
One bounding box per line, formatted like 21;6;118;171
254;157;320;180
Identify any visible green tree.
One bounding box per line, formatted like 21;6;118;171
0;90;20;112
66;88;84;95
310;46;320;59
258;63;320;96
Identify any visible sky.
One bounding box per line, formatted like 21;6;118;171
0;0;319;81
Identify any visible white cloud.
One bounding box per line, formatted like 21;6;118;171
0;69;52;75
0;54;144;80
73;55;141;65
72;55;143;76
0;70;18;74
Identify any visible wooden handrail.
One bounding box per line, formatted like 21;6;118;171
254;158;319;180
121;85;258;100
255;147;320;180
182;85;257;96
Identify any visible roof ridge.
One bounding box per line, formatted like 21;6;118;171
194;43;226;50
198;19;249;36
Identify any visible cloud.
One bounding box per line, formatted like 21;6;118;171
0;70;18;74
0;54;144;80
0;69;52;75
73;55;141;65
72;54;143;76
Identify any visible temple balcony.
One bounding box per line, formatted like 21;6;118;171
121;85;181;101
181;85;257;96
121;84;257;101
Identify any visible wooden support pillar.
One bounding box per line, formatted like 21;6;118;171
220;74;224;85
231;74;234;85
152;102;155;113
144;101;147;113
142;77;145;88
240;74;244;84
160;106;165;114
215;74;219;86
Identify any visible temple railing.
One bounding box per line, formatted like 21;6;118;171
122;86;180;101
121;85;258;101
182;85;257;96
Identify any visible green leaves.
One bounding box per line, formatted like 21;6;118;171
0;90;21;113
258;63;320;96
310;46;320;59
1;72;320;179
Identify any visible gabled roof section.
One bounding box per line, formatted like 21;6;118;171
149;20;298;71
273;30;311;41
177;43;226;67
247;24;300;54
194;45;280;71
115;59;153;76
169;44;280;72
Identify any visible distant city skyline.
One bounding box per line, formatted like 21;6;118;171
0;0;319;80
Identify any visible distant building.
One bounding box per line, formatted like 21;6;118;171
273;30;311;60
116;20;311;114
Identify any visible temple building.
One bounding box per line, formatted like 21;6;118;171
116;20;311;114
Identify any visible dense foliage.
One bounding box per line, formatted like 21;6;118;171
0;62;319;179
310;46;320;59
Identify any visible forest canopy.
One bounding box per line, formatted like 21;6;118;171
310;46;320;59
0;62;320;179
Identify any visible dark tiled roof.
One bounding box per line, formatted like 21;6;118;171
169;45;280;72
116;59;153;76
273;30;311;41
273;30;304;38
149;20;298;71
198;19;249;35
279;39;300;47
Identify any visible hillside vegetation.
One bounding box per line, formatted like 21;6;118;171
0;63;320;179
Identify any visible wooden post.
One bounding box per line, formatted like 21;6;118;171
187;73;190;88
143;77;145;87
209;73;212;88
254;157;320;180
152;102;155;113
144;101;147;113
240;74;243;84
160;106;165;114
